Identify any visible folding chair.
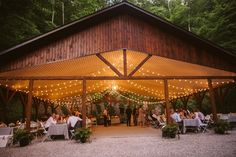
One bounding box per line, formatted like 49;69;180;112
199;122;208;133
30;122;39;140
69;129;75;140
39;122;49;142
147;115;158;128
157;116;166;128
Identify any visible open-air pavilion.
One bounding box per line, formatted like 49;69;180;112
0;1;236;130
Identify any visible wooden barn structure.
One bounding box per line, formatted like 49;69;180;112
0;1;235;130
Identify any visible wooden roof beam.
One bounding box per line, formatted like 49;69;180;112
128;54;152;77
96;53;123;77
0;75;235;80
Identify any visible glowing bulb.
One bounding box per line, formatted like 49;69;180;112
112;85;118;90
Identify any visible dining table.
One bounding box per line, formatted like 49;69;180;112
44;123;69;141
0;127;13;148
182;119;200;134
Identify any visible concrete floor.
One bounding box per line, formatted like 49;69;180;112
1;125;236;157
93;124;159;138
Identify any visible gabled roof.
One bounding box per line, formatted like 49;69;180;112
0;1;235;64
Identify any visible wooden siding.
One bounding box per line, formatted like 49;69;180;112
0;14;235;73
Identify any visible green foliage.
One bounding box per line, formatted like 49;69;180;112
162;123;178;138
0;0;235;54
95;103;102;115
108;104;116;116
74;128;92;143
213;120;230;134
60;105;70;116
13;129;33;146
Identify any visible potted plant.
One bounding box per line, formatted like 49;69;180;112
214;120;230;134
74;128;92;143
13;129;33;147
162;124;178;138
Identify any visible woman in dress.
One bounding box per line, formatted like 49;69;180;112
138;106;145;127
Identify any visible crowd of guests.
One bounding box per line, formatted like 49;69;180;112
0;105;210;133
169;108;209;133
170;108;205;123
103;105;166;128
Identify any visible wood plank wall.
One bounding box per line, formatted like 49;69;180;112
0;14;235;73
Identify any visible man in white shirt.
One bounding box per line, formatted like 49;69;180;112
170;109;183;133
170;109;182;123
45;113;57;129
67;112;82;130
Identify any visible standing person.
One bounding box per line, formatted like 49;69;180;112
138;106;144;127
132;107;138;126
103;108;108;127
126;105;132;126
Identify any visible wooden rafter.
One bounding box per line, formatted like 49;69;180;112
19;92;27;106
123;49;127;76
7;90;16;104
128;54;152;77
96;53;123;77
0;86;16;105
0;75;235;80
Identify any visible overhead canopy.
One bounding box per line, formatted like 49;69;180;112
0;50;235;102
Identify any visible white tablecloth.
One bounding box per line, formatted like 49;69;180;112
228;115;236;122
183;119;200;133
0;127;13;148
47;124;69;140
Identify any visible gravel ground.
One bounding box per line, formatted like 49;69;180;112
1;126;236;157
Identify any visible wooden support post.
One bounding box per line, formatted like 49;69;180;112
123;49;127;77
26;80;34;131
208;79;217;122
164;79;171;124
82;79;87;127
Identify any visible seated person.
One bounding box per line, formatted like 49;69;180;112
170;109;182;123
197;109;205;122
67;112;82;130
170;109;183;132
179;108;187;119
44;113;57;130
55;114;62;123
0;121;7;128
